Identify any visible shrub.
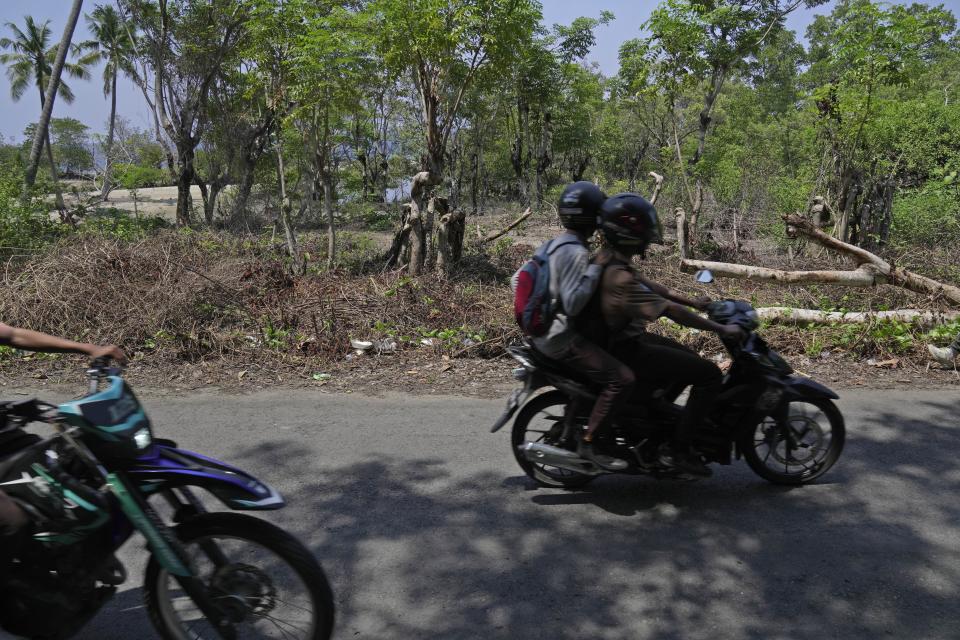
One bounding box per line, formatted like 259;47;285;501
114;163;168;189
0;161;62;256
892;183;960;246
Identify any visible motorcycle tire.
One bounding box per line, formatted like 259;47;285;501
742;397;845;485
511;390;593;489
144;512;335;640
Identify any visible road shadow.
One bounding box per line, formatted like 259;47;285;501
225;401;960;640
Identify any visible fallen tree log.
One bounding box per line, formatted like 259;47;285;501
680;259;885;287
480;207;532;244
677;210;960;306
784;214;960;305
756;307;960;327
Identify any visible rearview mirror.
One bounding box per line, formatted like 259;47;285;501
695;269;714;284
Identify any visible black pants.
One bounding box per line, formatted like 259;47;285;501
613;333;722;445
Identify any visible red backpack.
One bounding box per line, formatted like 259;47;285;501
513;238;579;337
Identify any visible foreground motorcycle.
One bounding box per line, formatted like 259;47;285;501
0;360;334;640
493;274;845;488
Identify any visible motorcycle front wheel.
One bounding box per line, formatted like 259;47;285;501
144;512;335;640
511;390;593;489
742;398;845;485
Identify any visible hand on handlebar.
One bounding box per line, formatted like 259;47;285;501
691;296;713;311
86;344;127;366
717;324;746;343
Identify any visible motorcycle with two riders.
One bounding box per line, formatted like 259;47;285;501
495;268;846;489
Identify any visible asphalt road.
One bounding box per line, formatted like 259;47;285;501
2;386;959;640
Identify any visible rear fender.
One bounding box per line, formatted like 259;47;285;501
491;373;546;433
127;445;284;510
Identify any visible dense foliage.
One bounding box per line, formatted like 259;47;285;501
0;0;958;260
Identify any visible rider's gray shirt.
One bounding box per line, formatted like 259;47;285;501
511;231;602;357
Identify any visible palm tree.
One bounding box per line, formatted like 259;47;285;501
82;5;135;200
0;14;93;209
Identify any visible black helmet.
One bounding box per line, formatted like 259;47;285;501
558;181;605;232
599;193;663;255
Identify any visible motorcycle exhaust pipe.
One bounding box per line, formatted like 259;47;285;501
520;442;604;475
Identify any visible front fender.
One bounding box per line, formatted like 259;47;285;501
783;375;839;401
127;444;285;510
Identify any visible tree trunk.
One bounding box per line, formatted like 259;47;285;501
675;207;690;260
534;112;552;210
323;171;335;270
101;70;118;200
175;146;195;226
385;203;412;269
196;176;224;226
408;199;425;275
23;0;84;191
30;84;67;213
230;156;257;223
437;207;466;275
43;127;66;213
511;98;529;205
469;148;480;215
276;142;303;275
404;169;440;274
685;63;727;241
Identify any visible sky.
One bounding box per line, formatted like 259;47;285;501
1;0;958;143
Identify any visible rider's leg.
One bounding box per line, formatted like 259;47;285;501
0;490;27;538
561;336;634;470
623;335;722;475
0;489;28;581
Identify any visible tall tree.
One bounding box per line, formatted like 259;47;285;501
0;12;92;211
805;0;957;246
82;4;136;200
640;0;825;243
372;0;540;274
122;0;246;226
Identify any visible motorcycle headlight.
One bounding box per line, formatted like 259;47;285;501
133;427;152;450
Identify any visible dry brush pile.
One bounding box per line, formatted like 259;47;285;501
2;225;958;381
0;232;518;374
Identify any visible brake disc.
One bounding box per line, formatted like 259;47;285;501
768;415;824;465
211;562;277;619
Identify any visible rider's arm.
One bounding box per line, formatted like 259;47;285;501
636;276;708;310
0;322;127;362
662;303;728;334
552;243;603;317
663;304;743;341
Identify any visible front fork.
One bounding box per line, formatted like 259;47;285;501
108;473;237;639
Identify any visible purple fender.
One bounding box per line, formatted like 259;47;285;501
127;441;285;510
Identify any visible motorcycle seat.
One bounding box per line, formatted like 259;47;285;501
525;346;596;387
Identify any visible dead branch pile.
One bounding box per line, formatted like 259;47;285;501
0;232;515;368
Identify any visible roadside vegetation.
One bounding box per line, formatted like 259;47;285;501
1;0;960;387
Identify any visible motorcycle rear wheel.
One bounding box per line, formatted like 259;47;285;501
145;512;335;640
742;398;845;485
511;390;593;489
